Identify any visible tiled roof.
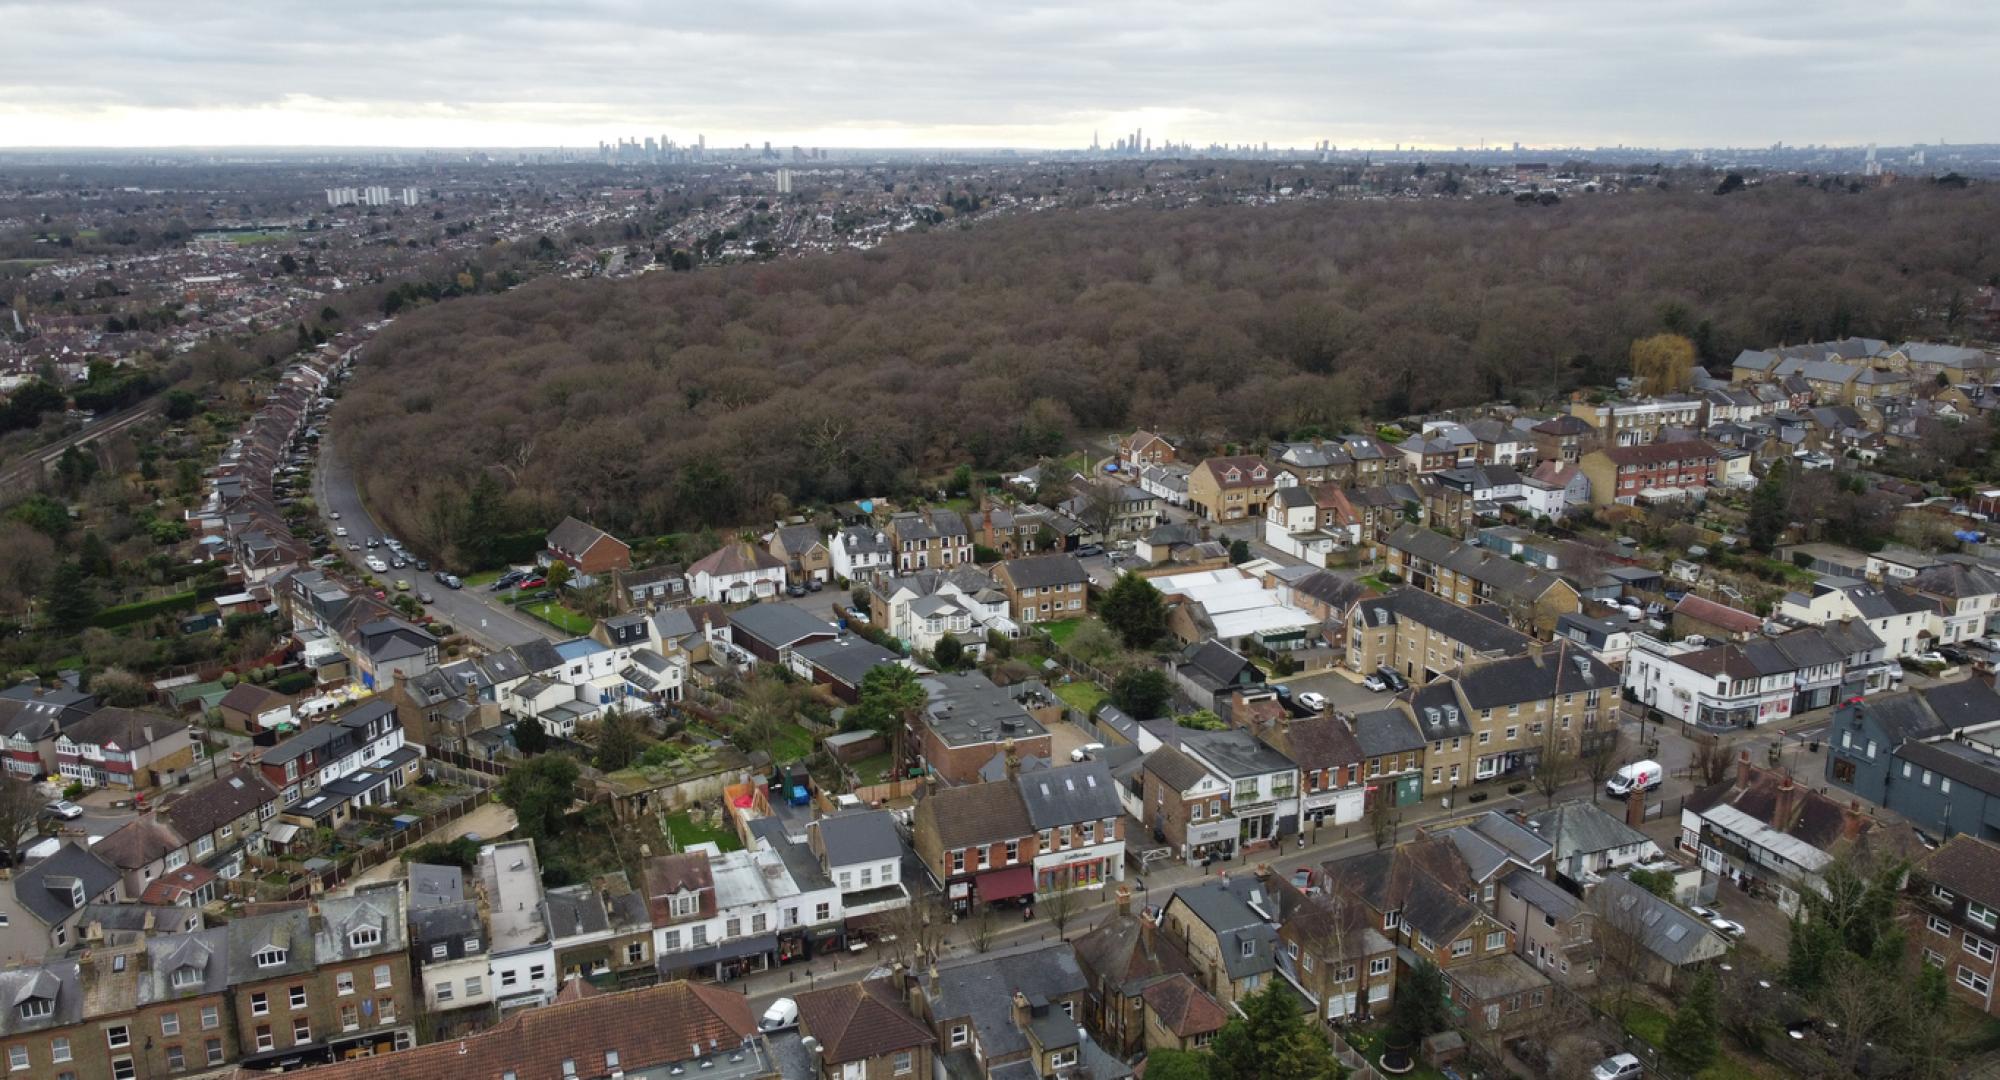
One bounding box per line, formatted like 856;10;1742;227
918;780;1032;850
796;977;936;1065
1141;973;1229;1037
1919;835;2000;909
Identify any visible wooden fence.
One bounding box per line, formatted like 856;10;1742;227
247;793;486;902
422;744;513;780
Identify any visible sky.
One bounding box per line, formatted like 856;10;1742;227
0;0;1991;150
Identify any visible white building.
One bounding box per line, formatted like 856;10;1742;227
874;568;1018;655
809;810;909;921
686;542;787;603
1777;578;1937;661
477;840;557;1012
1263;487;1343;568
831;526;894;582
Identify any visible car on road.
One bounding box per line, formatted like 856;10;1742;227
1075;543;1105;557
347;541;362;552
1362;674;1388;692
365;557;388;573
758;998;798;1032
329;511;340;520
366;537;380;548
844;607;870;624
416;560;430;572
1297;691;1328;712
334;526;348;537
418;590;436;604
1591;1054;1643;1080
44;800;83;820
394;580;411;592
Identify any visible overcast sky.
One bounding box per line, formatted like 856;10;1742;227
1;0;1990;149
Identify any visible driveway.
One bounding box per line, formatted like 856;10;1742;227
1274;668;1398;715
314;431;552;650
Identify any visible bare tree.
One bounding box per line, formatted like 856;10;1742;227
1368;790;1399;850
0;774;41;868
1690;736;1733;788
1531;722;1580;806
968;903;1000;954
1589;886;1653;1022
1041;884;1082;939
1581;725;1624;801
1817;952;1894;1074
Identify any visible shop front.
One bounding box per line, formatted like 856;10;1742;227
777;922;845;964
1185;817;1238;864
1301;786;1366;828
976;865;1037;907
1033;848;1116;895
659;933;777;983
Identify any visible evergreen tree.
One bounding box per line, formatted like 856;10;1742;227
1111;668;1173;718
848;664;926;737
510;714;550;755
1141;1049;1212;1080
1386;958;1452;1047
43;560;97;634
497;753;580;841
931;634;965;671
1747;461;1789;552
1664;970;1720;1073
1099;573;1167;649
1206;984;1340;1080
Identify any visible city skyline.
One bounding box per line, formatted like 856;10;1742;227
4;1;1995;151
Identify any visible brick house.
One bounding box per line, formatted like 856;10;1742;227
1345;587;1536;686
887;509;974;572
1911;835;2000;1016
795;977;936;1080
545;516;632;576
1577;441;1719;508
1140;974;1228;1052
1120;430;1178;468
1159;877;1279;1006
993;554;1089;624
769;524;832;585
1072;895;1197;1056
54;707;197;791
1528;414;1597;463
1188;456;1274;522
914;673;1058;784
1138;744;1235;863
1266;872;1399;1023
1382;524;1581;635
912;776;1040;914
226;892;417;1066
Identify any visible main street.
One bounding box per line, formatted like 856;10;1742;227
312;431;553;651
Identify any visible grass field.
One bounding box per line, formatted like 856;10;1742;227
1623;1001;1671;1046
766;722;816;763
851;752;895;786
460;569;506;588
1043;618;1084;645
1055;680;1107;714
664;810;742;853
521;600;594;635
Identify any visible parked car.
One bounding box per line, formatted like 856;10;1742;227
333;526;349;537
416;560;431;572
1361;675;1388;692
1070;743;1105;762
519;576;547;590
1297;691;1328;712
443;574;463;590
845;606;870;624
394;580;411;592
346;541;362;552
787;583;807;597
1076;543;1105;557
1707;916;1746;938
1913;651;1947;666
44;800;83;821
759;997;799;1032
1592;1054;1643;1080
365;557;388;573
1938;644;1971;664
329;511;341;520
418;590;436;604
807;578;823;592
1376;666;1408;692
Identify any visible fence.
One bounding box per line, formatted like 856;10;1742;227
1331;1037;1385;1080
249;793;486;902
422;744;513;780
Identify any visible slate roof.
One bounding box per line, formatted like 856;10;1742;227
1502;866;1581;921
793;637;902;688
815;810;903;867
1072;913;1195;996
1354;588;1535;655
1438;813;1552;882
1180;728;1296;780
1322;835;1480;944
224;908;316;982
407;863;465;909
1527;800;1653;860
1178;639;1256;686
1017;761;1122;829
13;843;120;927
408;899;484;951
1919;835;2000;909
1913;562;2000;601
92;817;183;872
1351;707;1426;759
1897;739;2000;797
729;603;835;650
159;766;278;842
1596;873;1724;966
1406;682;1472;741
999;554;1088;590
796;977;936;1065
1261;714;1365;771
918;941;1088;1063
1166;877;1279;981
546;515;620;556
1142;745;1213;793
0;961;80;1037
1386;524;1569;604
59;706;182;750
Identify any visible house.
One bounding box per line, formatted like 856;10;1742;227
223;892;417;1065
1823;681;2000;829
1120;430;1178;468
792;637;904;704
0;684;98;779
257;699;410;806
1527;414;1597;463
1259;714;1368;830
1527;800;1662;885
92;816;198;903
1138;744;1238;863
795;977;937;1080
1495;867;1595;986
1159;877;1280;1006
687;542;788;604
1351;706;1428;808
1137;463;1193;508
1568;396;1704;447
1910;835;2000;1016
1071;895;1197;1055
1169;639;1264;715
1179;728;1301;852
1672;594;1765;642
1907;562;2000;646
1018;761;1126;895
1187;455;1274;522
613;562;689;609
406;872;491;1023
1778;576;1939;662
912;776;1040;914
831;525;895;583
545;516;632;575
216;683;296;734
993;554;1089;624
158;765;282;884
729;603;839;667
243;979;768;1080
548;872;656;989
887;509;975;572
914;672;1056;784
643;850;721;980
1593;873;1729;987
1519;460;1587;519
1265;872;1400;1023
1682;753;1919;915
1140;973;1230;1053
0;843;122;962
479;839;558;1011
1270;440;1355;485
54;706;197;790
769;524;832;584
1382;524;1580;636
808;809;910;926
1345;587;1535;686
910;942;1119;1080
1577;441;1719;507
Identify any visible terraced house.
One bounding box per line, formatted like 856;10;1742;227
1383;523;1581;636
1911;835;2000;1016
887;509;974;572
1346;587;1536;686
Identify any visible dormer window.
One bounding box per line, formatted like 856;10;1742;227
253;947;288;969
171;966;203;990
69;882;85;908
348;926;381;949
18;998;51;1021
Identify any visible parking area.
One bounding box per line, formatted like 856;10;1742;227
1044;717;1097;762
1273;667;1397;715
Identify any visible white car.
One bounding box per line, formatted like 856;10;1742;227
758;997;798;1032
365;557;388;574
45;800;84;820
1361;675;1388;692
329;511;341;520
1706;916;1746;938
1592;1053;1642;1080
1914;651;1948;666
1296;691;1328;712
334;526;349;537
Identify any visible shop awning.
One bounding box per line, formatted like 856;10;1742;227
657;933;777;972
977;866;1035;902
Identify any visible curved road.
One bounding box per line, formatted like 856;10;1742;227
313;431;554;650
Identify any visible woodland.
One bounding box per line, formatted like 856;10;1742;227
334;178;2000;562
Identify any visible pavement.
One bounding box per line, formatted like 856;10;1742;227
313;430;552;650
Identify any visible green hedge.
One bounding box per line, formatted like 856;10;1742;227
90;582;231;629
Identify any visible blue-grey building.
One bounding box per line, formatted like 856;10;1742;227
1825;680;2000;840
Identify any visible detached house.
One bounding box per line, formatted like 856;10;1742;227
993;554;1089;624
544;516;631;576
1188;456;1274;522
830;525;894;583
686;542;787;604
0;843;122;962
768;524;832;585
887;509;974;572
1119;430;1178;467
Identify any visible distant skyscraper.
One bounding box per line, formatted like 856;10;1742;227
775;168;794;194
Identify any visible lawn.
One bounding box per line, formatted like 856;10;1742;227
664;810;742;853
1343;1026;1446;1080
765;722;816;763
520;599;594;635
1055;680;1107;714
1622;1001;1671;1047
1043;618;1084;645
850;752;895;786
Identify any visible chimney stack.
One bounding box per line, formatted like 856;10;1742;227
1736;748;1752;789
1116;885;1132;918
1775;772;1798;828
1004;739;1020;780
1625;784;1647;829
1011;990;1031;1030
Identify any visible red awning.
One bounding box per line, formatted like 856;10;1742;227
976;866;1035;902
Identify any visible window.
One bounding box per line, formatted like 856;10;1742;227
161;1012;180;1037
894;1050;914;1075
431;943;449;960
950;850;965;873
52;1038;70;1062
627;942;646;965
1190;802;1203;821
378;998;397;1025
1210;799;1221;818
112;1060;135;1080
171;965;202;990
500;969;519;988
1369;957;1392;977
606;1052;621;1071
464;937;480;952
1240;940;1255;959
206;1039;223;1066
1971;902;1999;930
106;1025;130;1051
1486;930;1507;951
253;947;288;969
8;1045;26;1072
290;986;307;1009
1451;939;1472;958
1924;949;1946;968
250;992;269;1017
292;1017;311;1045
432;981;452;1005
815;903;831;922
1005;840;1019;864
200;1007;218;1031
950;1024;969;1048
1932;915;1956;936
692;925;708;946
726;917;742;938
1966;935;1997;963
375;964;393;989
165;1045;184;1072
1960;966;1993;996
465;977;482;997
17;999;49;1022
336;972;355;996
349;926;381;949
255;1026;273;1052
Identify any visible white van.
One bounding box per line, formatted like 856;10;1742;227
1605;759;1663;799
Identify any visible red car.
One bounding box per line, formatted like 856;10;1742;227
518;576;547;589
